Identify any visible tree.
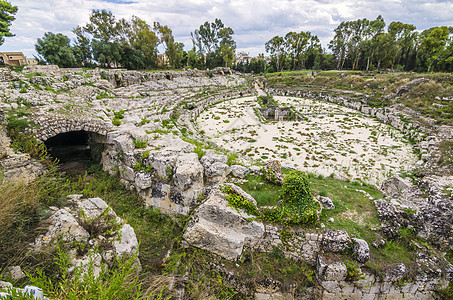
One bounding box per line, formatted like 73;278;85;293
91;39;121;68
154;22;184;69
420;26;451;71
362;15;385;71
35;32;76;67
265;36;285;72
191;19;236;68
0;0;18;46
388;21;417;70
128;16;159;68
329;21;354;69
83;10;119;42
72;26;92;67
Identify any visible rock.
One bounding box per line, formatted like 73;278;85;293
113;224;139;256
384;264;406;282
372;239;386;249
200;150;228;166
352;238;370;263
135;171;152;190
380;175;412;197
204;161;230;180
322;229;352;253
317;256;347;281
0;281;12;289
250;165;262;175
318;196;335;209
76;197;113;219
8;266;25;280
223;182;258;206
263;160;284;184
70;252;103;278
173;153;203;191
34;209;89;250
396;78;429;96
230;165;249;178
183;186;265;260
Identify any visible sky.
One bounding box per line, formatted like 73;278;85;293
2;0;453;58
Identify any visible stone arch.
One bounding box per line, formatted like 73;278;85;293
26;118;113;173
27;118;112;142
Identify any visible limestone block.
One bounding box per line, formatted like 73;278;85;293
230;165;249;178
183;187;265;260
322;229;352;253
352;238;370;263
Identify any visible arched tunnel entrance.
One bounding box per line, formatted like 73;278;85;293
44;130;105;175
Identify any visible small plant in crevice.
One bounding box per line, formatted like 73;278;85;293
133;137;149;149
344;260;364;282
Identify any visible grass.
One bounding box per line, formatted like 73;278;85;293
0;166;182;294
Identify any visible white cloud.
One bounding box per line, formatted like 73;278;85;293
2;0;452;58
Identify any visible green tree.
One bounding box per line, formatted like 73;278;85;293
388;21;417;70
128;16;159;68
420;26;451;71
0;0;18;46
155;22;184;69
362;15;386;71
265;35;285;72
191;19;235;68
35;32;76;67
72;26;92;67
83;9;119;42
329;21;354;69
91;39;121;68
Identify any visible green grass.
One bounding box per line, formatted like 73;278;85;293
235;174;282;207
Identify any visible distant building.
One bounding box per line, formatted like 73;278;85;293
235;52;252;64
0;52;38;66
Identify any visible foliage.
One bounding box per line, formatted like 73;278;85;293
221;185;260;217
344;260;363;282
0;0;18;46
190;18;236;68
35;32;76;67
133;138;149;149
27;244;144;299
112;117;121;126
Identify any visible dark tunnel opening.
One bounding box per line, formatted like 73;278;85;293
45;130;103;175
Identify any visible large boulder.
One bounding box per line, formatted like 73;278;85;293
200;151;230;182
173;153;203;192
34;209;89;250
322;229;352;253
351;238;370;263
230;165;249;179
183;186;265;260
34;195;140;277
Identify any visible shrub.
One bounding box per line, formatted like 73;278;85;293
279;170;321;225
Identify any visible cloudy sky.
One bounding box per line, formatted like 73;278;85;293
2;0;453;58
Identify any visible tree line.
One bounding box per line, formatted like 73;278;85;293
13;8;452;73
34;10;236;70
239;16;453;73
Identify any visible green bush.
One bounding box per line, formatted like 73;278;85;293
278;170;321;225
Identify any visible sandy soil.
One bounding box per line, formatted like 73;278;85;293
197;96;418;185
